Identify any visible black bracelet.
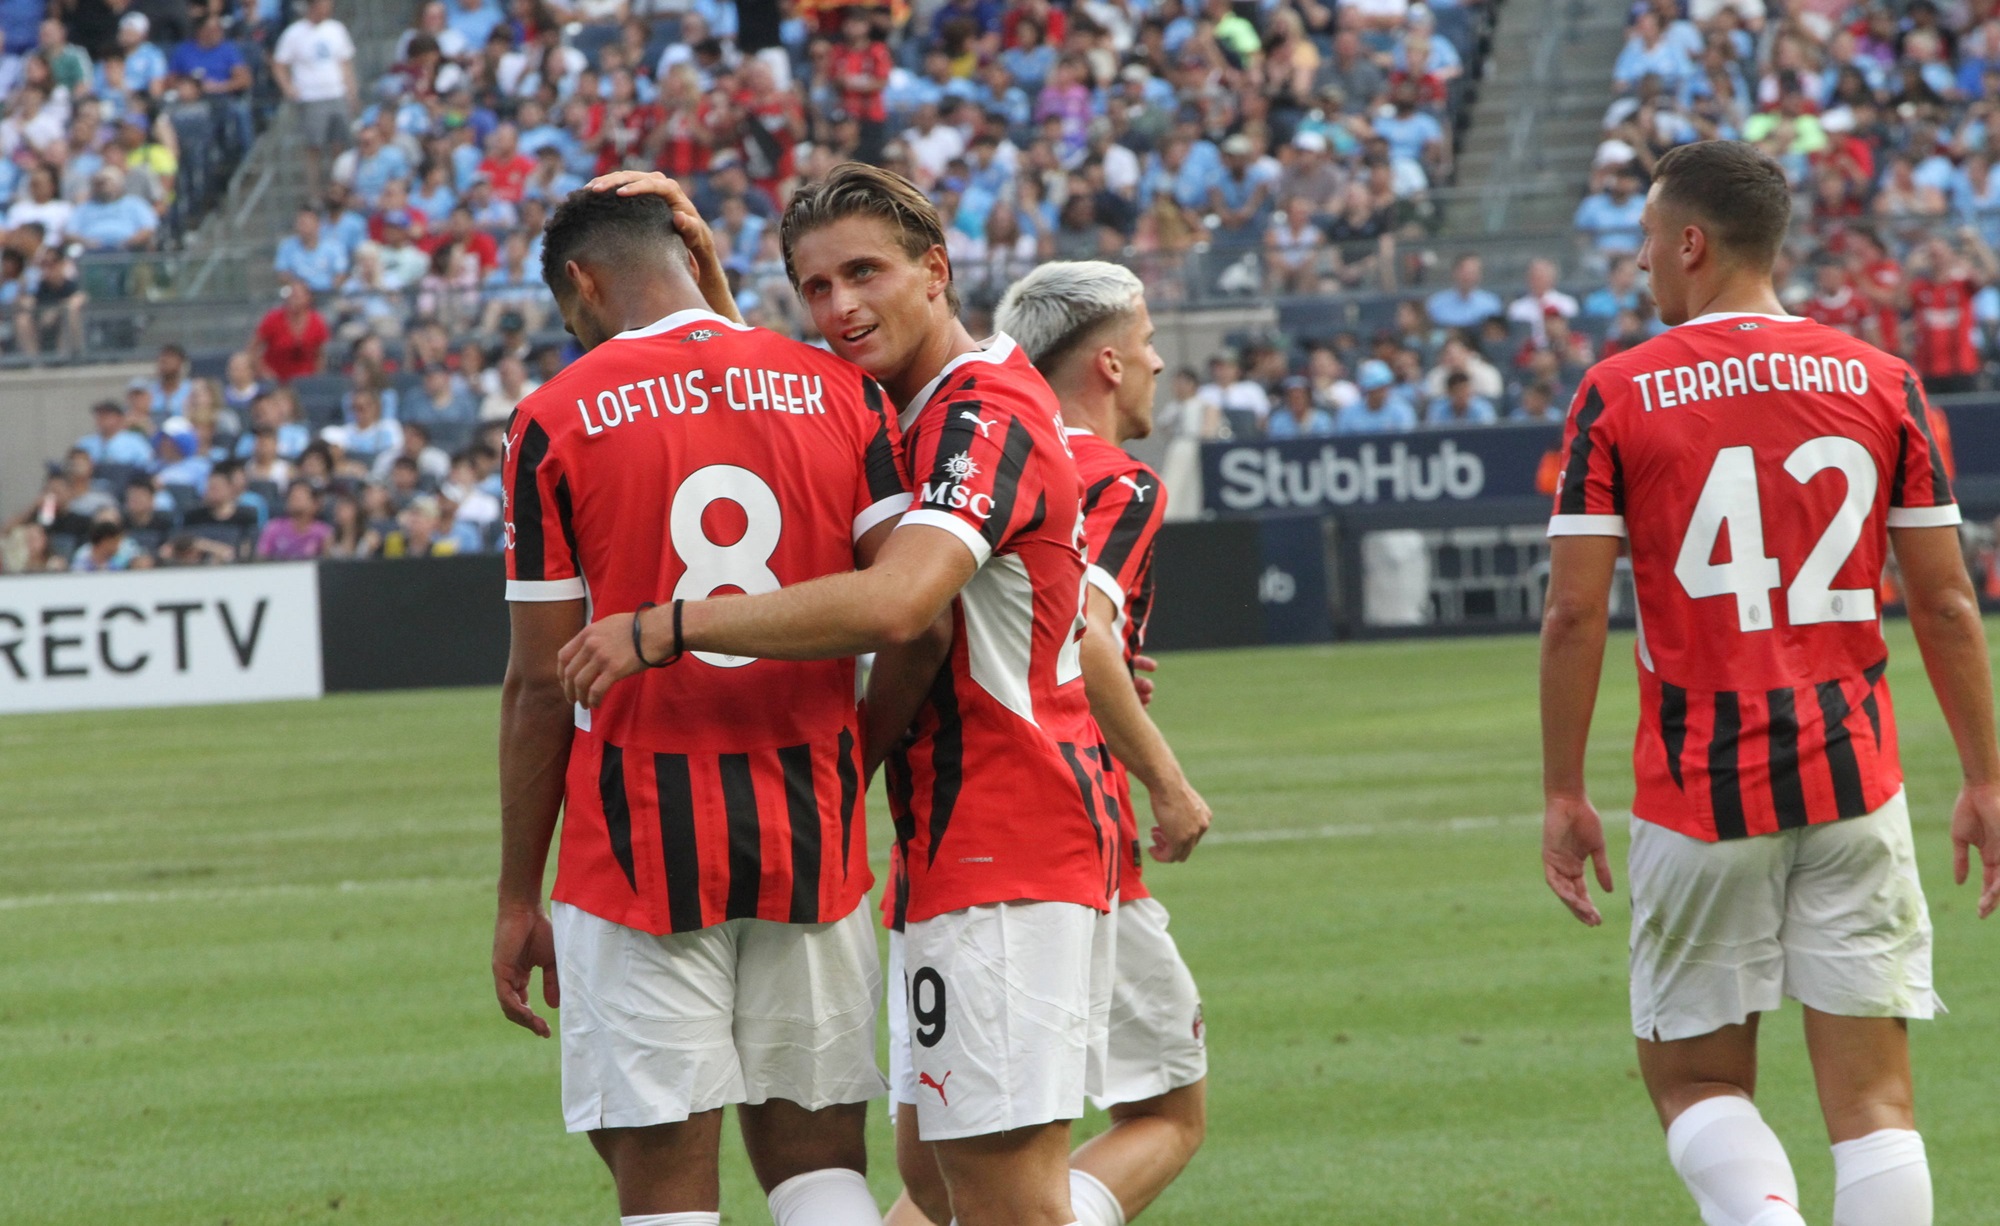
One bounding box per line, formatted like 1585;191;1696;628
632;602;674;669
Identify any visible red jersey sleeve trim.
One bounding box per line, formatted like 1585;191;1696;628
507;576;588;601
853;492;912;541
899;508;992;566
1886;505;1963;528
1548;513;1628;538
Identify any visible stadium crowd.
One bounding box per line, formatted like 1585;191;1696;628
20;0;2000;574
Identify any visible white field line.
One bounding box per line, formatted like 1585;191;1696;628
0;813;1593;910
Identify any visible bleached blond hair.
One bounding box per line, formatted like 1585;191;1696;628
995;260;1146;378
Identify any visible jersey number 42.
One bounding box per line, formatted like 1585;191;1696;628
1675;437;1878;633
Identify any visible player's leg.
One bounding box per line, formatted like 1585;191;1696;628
889;1100;952;1225
588;1112;726;1220
1783;791;1940;1226
552;903;743;1222
1627;817;1802;1226
1070;897;1208;1225
731;908;890;1226
903;901;1103;1226
932;1121;1077;1226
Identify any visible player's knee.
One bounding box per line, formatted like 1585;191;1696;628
895;1141;951;1223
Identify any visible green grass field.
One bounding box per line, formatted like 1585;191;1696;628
4;627;1995;1224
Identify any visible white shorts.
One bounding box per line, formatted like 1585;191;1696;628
1093;896;1207;1109
891;901;1114;1141
552;901;887;1133
1628;789;1943;1043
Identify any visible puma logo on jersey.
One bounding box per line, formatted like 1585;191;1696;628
959;411;997;437
918;1071;952;1105
1118;475;1148;501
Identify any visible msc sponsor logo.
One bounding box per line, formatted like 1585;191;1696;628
921;481;994;519
1215;440;1486;511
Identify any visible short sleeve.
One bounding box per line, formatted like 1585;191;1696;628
850;374;911;542
503;406;584;600
1886;371;1961;528
1081;465;1166;613
1547;377;1628;538
897;386;1042;568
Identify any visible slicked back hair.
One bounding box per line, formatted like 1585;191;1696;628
994;260;1145;379
780;162;959;314
1652;140;1792;267
540;188;689;300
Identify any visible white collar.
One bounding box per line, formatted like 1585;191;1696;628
1676;310;1804;328
899;332;1019;430
610;307;752;341
1063;427;1092;436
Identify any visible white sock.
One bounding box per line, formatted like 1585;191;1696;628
1665;1095;1807;1226
620;1215;720;1226
1833;1129;1931;1226
1068;1170;1126;1226
767;1167;884;1226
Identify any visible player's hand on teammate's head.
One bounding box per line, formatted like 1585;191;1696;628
492;903;560;1038
1950;783;2000;919
1132;654;1158;706
1542;795;1614;927
586;170;741;324
1149;781;1212;863
557;610;647;710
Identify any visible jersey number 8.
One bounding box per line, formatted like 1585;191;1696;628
671;464;783;668
1674;437;1878;633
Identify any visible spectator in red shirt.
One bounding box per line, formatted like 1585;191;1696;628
423;204;499;271
1906;230;1999;395
1846;227;1907;356
828;10;891;162
733;58;804;200
1803;258;1870;338
477;123;536;202
252;278;331;383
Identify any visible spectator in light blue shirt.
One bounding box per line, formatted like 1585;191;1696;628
447;0;503;51
1425;373;1498;427
112;12;168;96
1614;13;1694;94
1001;20;1056;93
1336;361;1419;434
339;125;413;206
274;207;350;292
69;168;157;250
78;399;157;468
1426;254;1504;329
1266;377;1336;438
320;182;369;253
1583;256;1644;319
1573;169;1646;255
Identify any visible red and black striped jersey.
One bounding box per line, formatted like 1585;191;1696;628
1069;427;1167;900
1550;311;1958;842
882;334;1119;926
502;307;910;934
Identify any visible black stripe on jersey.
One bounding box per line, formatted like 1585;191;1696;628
778;743;821;923
885;749;916;847
860;377;907;504
1557;385;1606;516
1861;659;1887;747
598;743;637;891
1018;492;1046;538
1888;428;1910;509
1708;691;1749;840
1659;682;1688;790
1902;373;1955;505
1093;472;1160;582
654;752;704;933
1766;688;1810;830
980;417;1036;549
719;753;762;919
553;474;579;572
1815;680;1870;819
924;665;964;867
510;419;553;579
1057;741;1110;870
1608;445;1627;515
836;727;859;874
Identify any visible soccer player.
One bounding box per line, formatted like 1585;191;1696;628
564;163;1118;1226
930;261;1207;1226
1540;140;2000;1226
492;187;910;1226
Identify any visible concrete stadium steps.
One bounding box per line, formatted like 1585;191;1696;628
1437;0;1627;247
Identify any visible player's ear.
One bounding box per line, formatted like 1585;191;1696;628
1099;344;1123;388
923;243;951;302
566;259;595;305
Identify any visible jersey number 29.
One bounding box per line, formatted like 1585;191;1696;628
1674;438;1877;632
